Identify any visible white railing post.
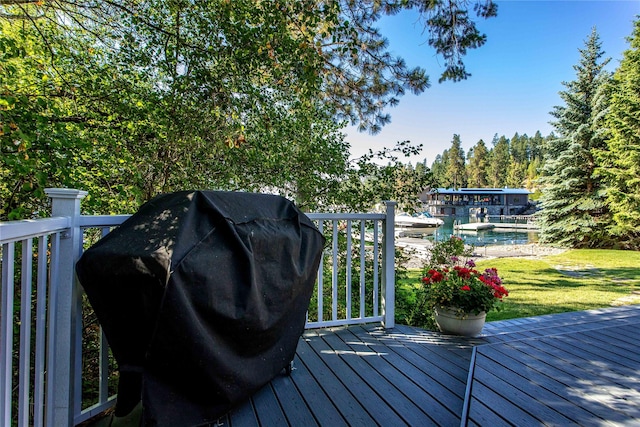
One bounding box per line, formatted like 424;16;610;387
381;201;396;328
45;188;87;427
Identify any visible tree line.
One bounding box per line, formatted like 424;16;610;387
424;131;554;191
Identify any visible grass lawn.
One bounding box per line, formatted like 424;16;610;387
397;249;640;325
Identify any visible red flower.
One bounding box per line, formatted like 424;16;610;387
460;285;471;291
423;269;445;283
454;266;472;279
430;271;444;282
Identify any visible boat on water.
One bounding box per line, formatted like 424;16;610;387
395;212;444;230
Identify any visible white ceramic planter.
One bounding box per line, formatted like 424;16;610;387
434;306;486;336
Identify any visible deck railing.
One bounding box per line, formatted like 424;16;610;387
0;188;395;427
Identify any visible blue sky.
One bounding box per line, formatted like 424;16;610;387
344;0;640;166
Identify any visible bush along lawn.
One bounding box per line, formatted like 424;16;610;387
396;249;640;328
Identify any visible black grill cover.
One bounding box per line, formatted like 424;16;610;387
76;191;324;426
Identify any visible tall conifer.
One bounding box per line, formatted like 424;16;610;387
599;18;640;248
444;134;467;188
538;29;612;247
487;135;510;187
467;139;489;187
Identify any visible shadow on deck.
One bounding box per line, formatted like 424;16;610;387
222;304;640;426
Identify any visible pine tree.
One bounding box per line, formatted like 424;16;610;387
538;28;612;247
599;18;640;248
466;139;489;187
444;134;467;189
430;153;447;187
487;135;510;187
529;130;548;162
525;158;541;190
506;132;528;187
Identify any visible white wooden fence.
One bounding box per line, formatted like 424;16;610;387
0;188;396;427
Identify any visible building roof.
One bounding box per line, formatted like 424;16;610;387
432;188;531;195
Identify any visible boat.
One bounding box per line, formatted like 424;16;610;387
395;212;444;230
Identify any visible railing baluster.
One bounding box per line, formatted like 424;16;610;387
332;220;339;322
1;242;15;426
100;229;112;403
359;220;366;319
373;220;380;318
316;220;324;324
99;329;110;403
19;239;34;426
46;233;61;427
382;201;396;328
345;220;352;320
34;235;49;427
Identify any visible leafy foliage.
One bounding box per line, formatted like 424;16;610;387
0;0;497;219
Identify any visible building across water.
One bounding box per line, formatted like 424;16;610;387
420;187;532;217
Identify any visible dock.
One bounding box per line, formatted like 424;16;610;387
454;222;539;231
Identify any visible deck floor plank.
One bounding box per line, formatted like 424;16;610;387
268;371;319;427
228;399;259;427
525;333;640;382
474;363;580;426
473;351;596;425
475;343;625;424
333;328;458;426
522;338;640;420
306;329;409;426
287;353;347;427
295;332;376;426
467;381;543;426
219;305;640;427
324;329;434;426
499;338;640;422
356;326;470;391
466;308;640;427
344;328;466;417
250;383;288;426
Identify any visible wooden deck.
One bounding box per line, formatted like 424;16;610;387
219;304;640;426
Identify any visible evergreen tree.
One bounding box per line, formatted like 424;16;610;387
510;132;529;163
444;134;467;188
430;152;448;187
529;130;548;162
415;159;430;179
466;139;489;187
506;132;528;187
506;159;527;188
538;28;612;247
599;18;640;248
525;158;541;190
487;135;510;187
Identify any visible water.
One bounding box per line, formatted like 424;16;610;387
424;217;539;247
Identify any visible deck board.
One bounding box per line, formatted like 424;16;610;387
223;305;640;426
465;308;640;427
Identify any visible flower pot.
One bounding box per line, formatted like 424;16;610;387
434;306;486;336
